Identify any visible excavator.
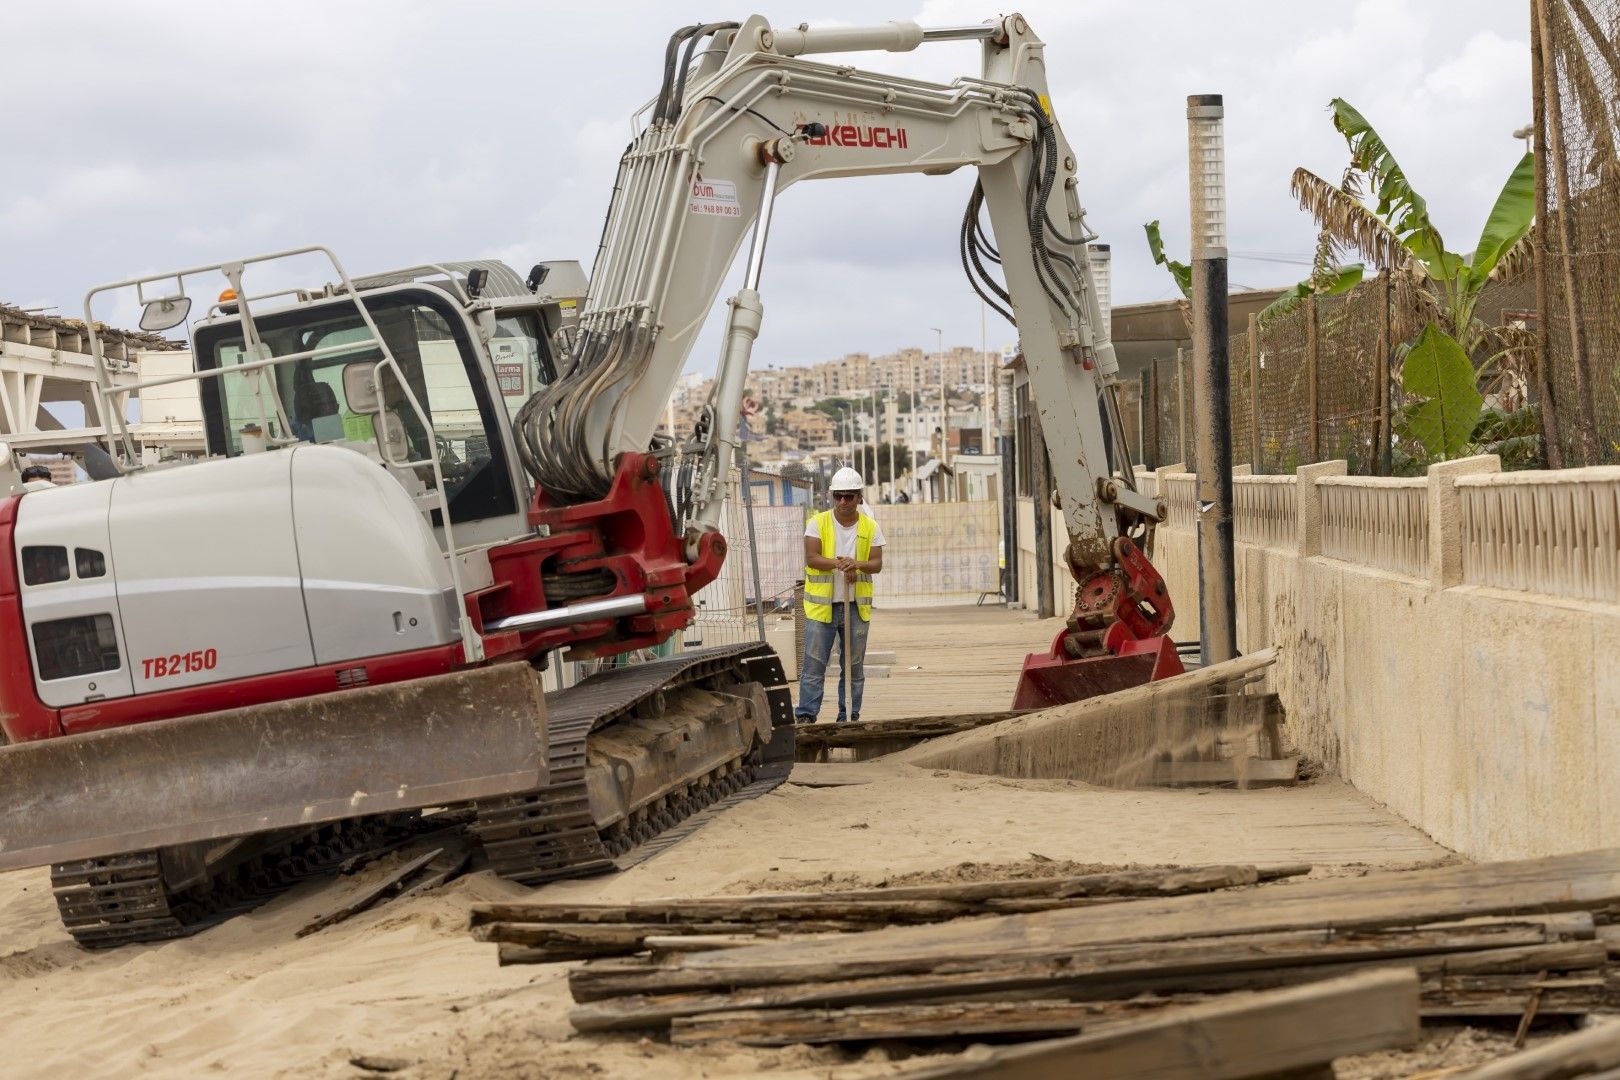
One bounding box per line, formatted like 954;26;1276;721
0;13;1178;948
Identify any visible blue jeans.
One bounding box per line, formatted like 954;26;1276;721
795;603;869;723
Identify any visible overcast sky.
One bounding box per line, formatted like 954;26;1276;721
3;2;1530;374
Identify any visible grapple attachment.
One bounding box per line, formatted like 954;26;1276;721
0;663;548;873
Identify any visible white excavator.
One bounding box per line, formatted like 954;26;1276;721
0;13;1179;947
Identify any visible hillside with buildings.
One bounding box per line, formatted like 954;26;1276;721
669;343;1007;503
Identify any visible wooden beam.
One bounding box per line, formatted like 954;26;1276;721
1454;1017;1620;1078
588;849;1620;993
893;968;1420;1080
672;1000;1096;1047
889;649;1279;783
474;864;1305;930
567;918;1586;1021
1147;757;1298;788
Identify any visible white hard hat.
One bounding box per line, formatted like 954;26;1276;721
829;466;865;492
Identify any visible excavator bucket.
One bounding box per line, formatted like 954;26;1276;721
1012;631;1184;710
0;663;547;873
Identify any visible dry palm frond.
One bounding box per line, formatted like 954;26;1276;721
1475;322;1540;409
1290;167;1411;273
1390;264;1443;344
1489;227;1535;283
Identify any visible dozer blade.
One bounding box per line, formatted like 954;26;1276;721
0;663;547;873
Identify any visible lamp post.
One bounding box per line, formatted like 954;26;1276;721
1188;93;1237;666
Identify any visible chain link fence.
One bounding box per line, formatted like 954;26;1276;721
1536;0;1620;466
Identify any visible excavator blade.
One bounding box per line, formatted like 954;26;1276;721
0;663;547;873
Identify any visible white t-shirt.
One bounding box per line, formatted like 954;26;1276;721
806;510;886;602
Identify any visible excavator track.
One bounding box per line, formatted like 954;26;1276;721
470;642;793;886
50;814;423;949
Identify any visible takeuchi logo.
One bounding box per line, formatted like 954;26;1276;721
804;124;909;149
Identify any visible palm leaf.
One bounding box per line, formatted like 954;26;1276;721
1290;168;1411;273
1329;99;1464;280
1144;220;1192;299
1488;228;1535;283
1468;152;1536;288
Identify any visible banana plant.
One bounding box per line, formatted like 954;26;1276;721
1144;219;1362;325
1144;220;1191;299
1291;98;1536;459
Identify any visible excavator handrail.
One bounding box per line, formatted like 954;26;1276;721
80;247;487;662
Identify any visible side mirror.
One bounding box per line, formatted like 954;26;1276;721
342;363;380;414
139;295;192;333
374;410;410;464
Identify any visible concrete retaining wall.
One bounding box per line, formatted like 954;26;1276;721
1151;457;1620;861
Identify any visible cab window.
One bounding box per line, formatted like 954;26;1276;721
491;313;552;423
196;291;519;525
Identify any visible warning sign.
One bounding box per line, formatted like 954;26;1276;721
689;178;742;218
494;362;525;397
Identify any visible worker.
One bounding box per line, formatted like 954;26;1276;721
20;465;56;492
795;466;884;724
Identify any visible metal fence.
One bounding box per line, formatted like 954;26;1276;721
1534;0;1620;467
1144;275;1419;475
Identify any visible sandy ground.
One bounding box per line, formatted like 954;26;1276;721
0;607;1456;1079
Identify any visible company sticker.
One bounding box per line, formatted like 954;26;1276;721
690;178;742;218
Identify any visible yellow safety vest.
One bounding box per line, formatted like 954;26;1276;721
803;510;875;624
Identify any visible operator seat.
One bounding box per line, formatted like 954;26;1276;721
292;373;341;441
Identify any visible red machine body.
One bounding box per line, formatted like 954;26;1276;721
0;453;717;744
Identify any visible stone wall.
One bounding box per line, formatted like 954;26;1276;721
1150;457;1620;861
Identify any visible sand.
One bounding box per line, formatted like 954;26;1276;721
0;608;1454;1079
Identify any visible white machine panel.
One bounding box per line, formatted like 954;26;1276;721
111;450;316;693
13;482;135;708
290;445;458;664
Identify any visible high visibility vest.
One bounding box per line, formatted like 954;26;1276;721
803;510;875;624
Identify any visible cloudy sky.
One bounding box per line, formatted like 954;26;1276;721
3;2;1530;373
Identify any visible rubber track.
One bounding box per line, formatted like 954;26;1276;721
50;815;421;949
470;642;793;886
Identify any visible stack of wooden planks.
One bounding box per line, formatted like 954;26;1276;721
524;849;1620;1068
470;862;1310;965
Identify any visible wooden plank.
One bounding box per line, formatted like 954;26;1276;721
626;849;1620;990
894;968;1420;1079
891;649;1279;783
1147;757;1298;788
793;710;1033;752
296;848;442;938
471;863;1305;930
671;1000;1095;1047
568;920;1578;1025
1455;1021;1620;1079
786;763;884;787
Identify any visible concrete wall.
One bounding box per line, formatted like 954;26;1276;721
1152;458;1620;861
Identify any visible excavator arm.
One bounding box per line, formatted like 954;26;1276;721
501;14;1176;691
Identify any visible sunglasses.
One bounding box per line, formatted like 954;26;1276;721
832;492;860;501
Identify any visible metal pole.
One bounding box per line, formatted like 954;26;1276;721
1306;296;1320;462
998;364;1019;604
841;595;853;722
737;438;767;642
1247;312;1261;472
1175;346;1188;466
1188;93;1237;666
1140;365;1157;470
